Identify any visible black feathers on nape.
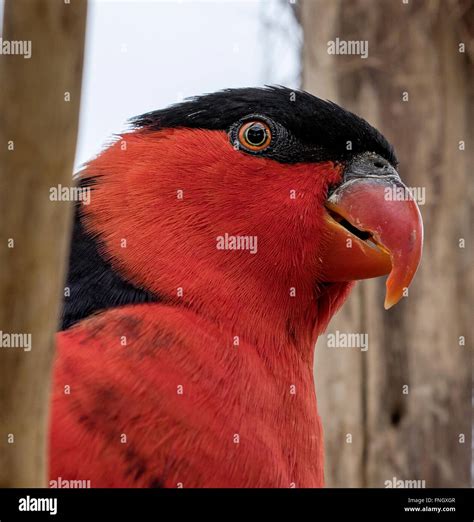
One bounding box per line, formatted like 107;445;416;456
130;86;397;166
60;204;159;330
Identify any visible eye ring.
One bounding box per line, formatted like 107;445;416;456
238;120;272;151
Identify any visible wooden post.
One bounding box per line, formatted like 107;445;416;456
301;0;472;487
0;0;87;487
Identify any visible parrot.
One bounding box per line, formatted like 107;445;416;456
49;86;423;488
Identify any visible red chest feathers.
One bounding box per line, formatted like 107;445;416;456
50;304;324;488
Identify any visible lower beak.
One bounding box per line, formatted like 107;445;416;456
319;173;423;309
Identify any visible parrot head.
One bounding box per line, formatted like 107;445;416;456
64;87;422;348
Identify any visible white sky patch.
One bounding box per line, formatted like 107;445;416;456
74;0;300;169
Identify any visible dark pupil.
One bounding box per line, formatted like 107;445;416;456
245;124;267;146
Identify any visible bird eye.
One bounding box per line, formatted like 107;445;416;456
238;121;272;151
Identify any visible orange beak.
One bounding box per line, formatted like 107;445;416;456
319;154;423;309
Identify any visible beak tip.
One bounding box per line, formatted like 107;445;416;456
384;287;403;310
384;284;401;309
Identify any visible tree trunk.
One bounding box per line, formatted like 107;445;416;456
301;0;472;487
0;0;87;487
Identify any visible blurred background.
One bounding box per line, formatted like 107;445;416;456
73;0;301;169
0;0;472;488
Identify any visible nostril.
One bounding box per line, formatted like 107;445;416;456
345;153;399;180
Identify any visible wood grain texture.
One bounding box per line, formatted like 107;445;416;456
0;0;87;487
302;0;472;487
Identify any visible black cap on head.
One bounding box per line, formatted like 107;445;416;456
132;86;397;166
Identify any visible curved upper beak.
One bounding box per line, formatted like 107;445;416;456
319;153;423;309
